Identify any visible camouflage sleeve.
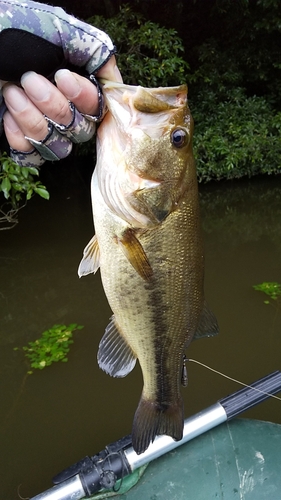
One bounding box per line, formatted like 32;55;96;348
0;0;116;162
0;0;115;77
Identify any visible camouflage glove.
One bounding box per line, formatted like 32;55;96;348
0;0;116;165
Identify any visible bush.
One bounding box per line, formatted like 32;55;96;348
0;153;49;229
192;87;281;182
185;39;281;182
86;6;281;181
77;5;189;159
88;4;189;87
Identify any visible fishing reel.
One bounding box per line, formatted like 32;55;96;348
52;434;132;497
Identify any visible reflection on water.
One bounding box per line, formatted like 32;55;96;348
0;165;281;499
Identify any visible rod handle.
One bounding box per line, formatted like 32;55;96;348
219;370;281;419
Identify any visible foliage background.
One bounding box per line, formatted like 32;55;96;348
1;0;281;226
85;0;281;182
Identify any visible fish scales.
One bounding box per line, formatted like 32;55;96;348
79;81;218;454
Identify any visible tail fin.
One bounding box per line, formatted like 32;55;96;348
132;396;184;455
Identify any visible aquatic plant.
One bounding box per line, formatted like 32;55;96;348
14;324;84;374
253;282;281;304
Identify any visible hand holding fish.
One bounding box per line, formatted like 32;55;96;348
0;0;122;166
0;0;219;456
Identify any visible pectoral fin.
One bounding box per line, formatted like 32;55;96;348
193;301;219;340
78;235;100;277
98;315;137;377
116;228;153;281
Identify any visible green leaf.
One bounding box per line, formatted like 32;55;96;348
12;182;24;192
21;167;29;179
8;174;19;182
1;177;12;198
26;189;34;201
26;167;39;176
34;187;50;200
2;160;11;172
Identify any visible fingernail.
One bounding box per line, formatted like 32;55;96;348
55;69;81;99
21;71;51;101
3;111;20;132
3;85;28;112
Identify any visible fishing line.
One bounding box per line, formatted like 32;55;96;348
17;484;29;499
187;358;281;402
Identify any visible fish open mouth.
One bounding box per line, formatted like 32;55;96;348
99;79;188;139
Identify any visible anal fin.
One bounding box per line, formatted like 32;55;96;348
193;300;219;340
78;235;100;277
98;315;137;377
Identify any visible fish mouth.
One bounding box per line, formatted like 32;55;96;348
99;79;187;114
98;79;188;141
99;79;187;95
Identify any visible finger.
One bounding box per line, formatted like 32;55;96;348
3;84;73;164
45;104;96;144
54;70;100;115
20;71;73;126
4;108;73;165
96;56;123;83
4;111;45;168
3;111;33;151
3;84;49;142
21;71;97;141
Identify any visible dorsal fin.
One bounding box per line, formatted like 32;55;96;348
193;300;219;340
78;235;100;277
98;316;137;377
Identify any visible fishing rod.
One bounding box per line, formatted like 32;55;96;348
30;370;281;500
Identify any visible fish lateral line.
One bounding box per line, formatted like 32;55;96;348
187;358;281;402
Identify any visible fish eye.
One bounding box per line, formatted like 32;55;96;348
171;128;189;148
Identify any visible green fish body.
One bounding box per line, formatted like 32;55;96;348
79;82;218;454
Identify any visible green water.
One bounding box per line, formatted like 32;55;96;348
0;169;280;499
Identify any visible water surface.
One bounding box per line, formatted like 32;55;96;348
1;166;280;499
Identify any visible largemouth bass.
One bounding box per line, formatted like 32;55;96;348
79;81;218;454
